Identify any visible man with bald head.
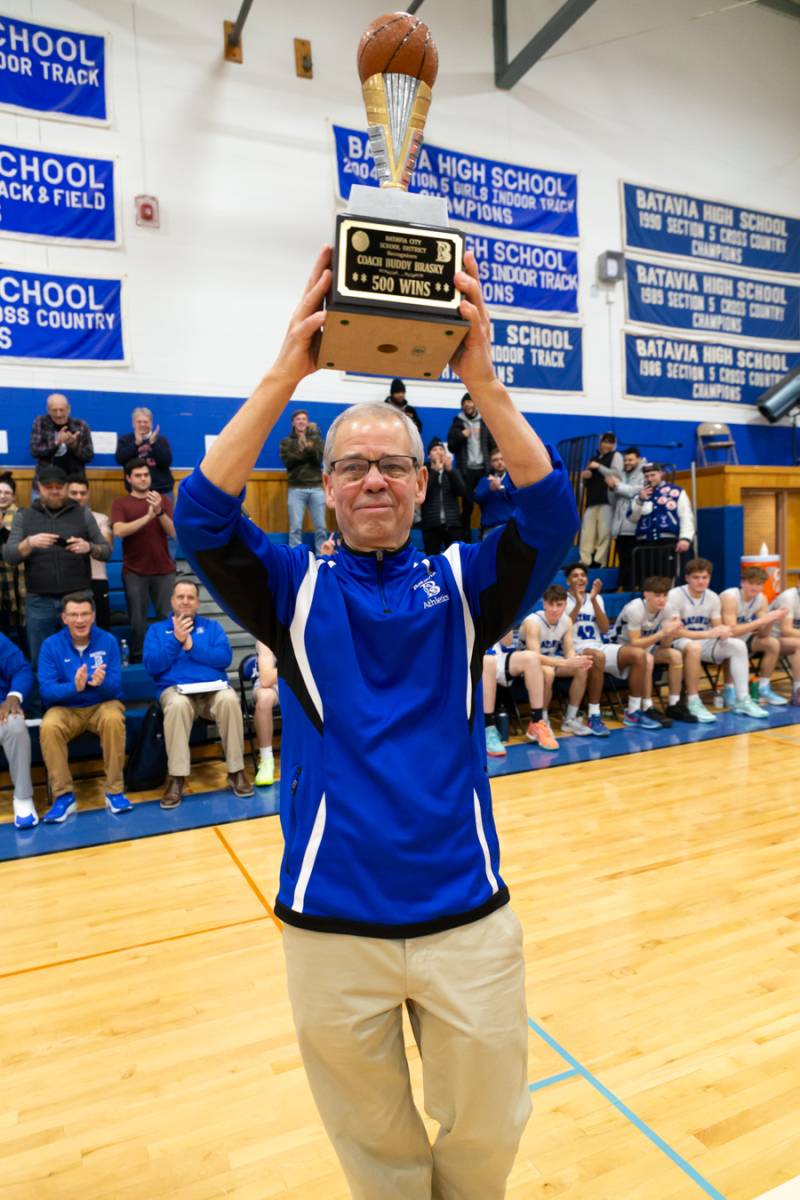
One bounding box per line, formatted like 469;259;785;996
175;248;578;1199
30;393;94;482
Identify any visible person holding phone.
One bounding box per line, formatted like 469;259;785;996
2;465;111;667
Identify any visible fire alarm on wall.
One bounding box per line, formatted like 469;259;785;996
135;194;160;228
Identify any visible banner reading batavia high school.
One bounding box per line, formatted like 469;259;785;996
625;258;800;342
0;14;107;123
0;143;117;244
0;266;125;363
440;317;582;392
466;232;579;316
625;332;800;407
333;125;578;239
623;182;800;276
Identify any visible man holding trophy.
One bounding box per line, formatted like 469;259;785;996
175;14;578;1199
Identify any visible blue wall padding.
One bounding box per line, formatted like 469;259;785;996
696;505;744;591
0;386;793;472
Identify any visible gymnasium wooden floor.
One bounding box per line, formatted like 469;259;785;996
1;726;799;1200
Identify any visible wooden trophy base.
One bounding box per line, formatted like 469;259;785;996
317;303;468;380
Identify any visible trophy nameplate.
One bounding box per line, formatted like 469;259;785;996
317;13;468;379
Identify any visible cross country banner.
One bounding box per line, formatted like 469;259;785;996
624;331;800;407
625;257;800;343
622;182;800;276
440;316;582;392
0;14;108;124
0;142;118;245
0;266;126;364
332;124;578;240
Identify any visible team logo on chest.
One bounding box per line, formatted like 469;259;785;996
413;574;450;609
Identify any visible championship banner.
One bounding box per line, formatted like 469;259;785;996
0;143;117;244
333;124;579;239
440;316;582;391
0;266;125;363
0;14;107;124
466;231;579;316
623;183;800;276
625;258;800;342
625;332;800;406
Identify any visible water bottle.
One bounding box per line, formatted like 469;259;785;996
749;677;759;700
496;710;510;742
713;687;724;710
120;638;130;667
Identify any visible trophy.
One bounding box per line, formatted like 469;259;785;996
317;12;468;379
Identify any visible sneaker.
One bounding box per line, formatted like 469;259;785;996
732;696;769;720
105;792;133;814
13;798;39;830
43;793;77;823
664;700;698;724
723;684;736;706
686;697;716;724
526;719;558;750
255;757;275;786
561;714;592;737
758;685;788;707
485;725;507;757
587;713;610;737
640;707;672;727
623;709;662;730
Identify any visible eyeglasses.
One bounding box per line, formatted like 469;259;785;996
329;455;418;482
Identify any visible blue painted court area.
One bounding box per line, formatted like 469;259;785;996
488;704;800;779
0;785;280;863
526;1017;727;1199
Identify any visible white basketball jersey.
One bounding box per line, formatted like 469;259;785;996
667;585;720;633
719;586;765;625
771;587;800;631
527;611;571;656
615;598;674;649
565;592;606;648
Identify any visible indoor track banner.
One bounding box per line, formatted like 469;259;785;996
466;232;579;316
333;124;579;239
625;331;800;406
0;142;117;244
625;258;800;342
440;317;582;391
622;182;800;276
0;14;107;123
0;266;125;363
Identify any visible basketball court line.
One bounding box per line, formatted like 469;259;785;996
527;1016;728;1200
528;1066;578;1092
214;823;283;929
0;914;267;981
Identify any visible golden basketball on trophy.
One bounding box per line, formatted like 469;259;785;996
317;12;467;380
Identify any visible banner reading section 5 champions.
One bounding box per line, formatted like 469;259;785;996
0;14;107;123
441;317;582;392
0;266;125;363
333;125;578;239
623;183;800;276
0;142;117;244
625;331;800;406
626;258;800;342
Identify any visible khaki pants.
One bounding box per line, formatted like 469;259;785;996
160;686;244;777
579;503;612;566
282;905;531;1200
40;701;125;798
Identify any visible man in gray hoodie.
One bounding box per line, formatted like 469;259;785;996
595;446;645;590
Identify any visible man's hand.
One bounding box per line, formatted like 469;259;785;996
66;536;91;555
88;664;106;688
74;664;88;692
639;486;653;500
173;614;193;649
27;532;59;550
581;469;592;480
146;490;163;516
661;617;683;640
149;425;160;444
606;475;619;490
448;251;496;392
676;539;691;553
320;533;338;556
762;607;785;625
270;245;332;386
715;624;733;640
590;579;603;599
588;460;600;470
443;449;454;469
488;475;503;491
0;696;23;723
572;655;594;671
55;427;71;445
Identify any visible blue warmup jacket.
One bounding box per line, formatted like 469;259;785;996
143;616;232;694
38;626;122;710
473;472;518;530
175;453;578;938
0;632;34;704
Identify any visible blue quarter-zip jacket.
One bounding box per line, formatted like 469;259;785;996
175;450;578;937
38;626;122;710
473;472;518;529
143;615;232;694
0;632;34;703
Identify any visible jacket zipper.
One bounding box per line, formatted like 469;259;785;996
290;766;302;796
375;551;390;614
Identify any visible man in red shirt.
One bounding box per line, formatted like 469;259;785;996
111;462;176;662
